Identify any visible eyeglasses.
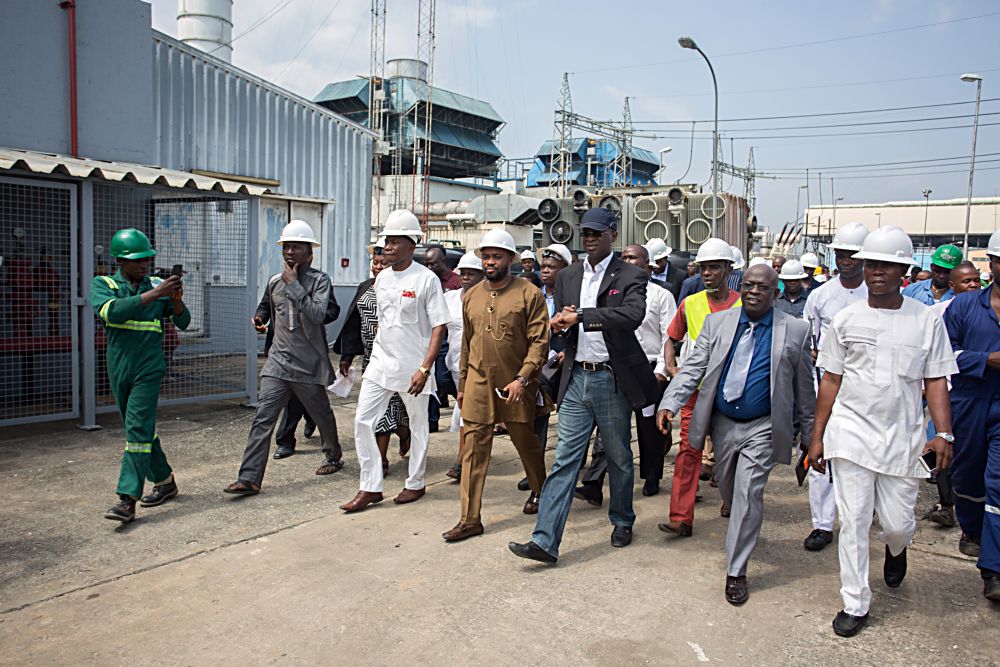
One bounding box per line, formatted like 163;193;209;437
742;281;775;294
581;229;608;239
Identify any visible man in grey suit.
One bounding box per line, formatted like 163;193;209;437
656;264;816;605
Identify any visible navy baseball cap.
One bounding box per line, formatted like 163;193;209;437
580;207;618;232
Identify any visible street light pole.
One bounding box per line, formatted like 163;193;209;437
961;73;983;259
921;188;932;249
678;36;719;237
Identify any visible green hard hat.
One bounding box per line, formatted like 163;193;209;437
110;228;156;260
930;244;962;270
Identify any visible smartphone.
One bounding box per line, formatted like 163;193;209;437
919;449;937;473
495;387;509;400
171;264;183;278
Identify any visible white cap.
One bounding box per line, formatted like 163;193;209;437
800;252;819;269
987;229;1000;258
456;252;483;272
982;271;992;281
730;246;746;270
852;225;915;266
779;259;809;280
536;243;572;267
814;274;829;283
520;249;535;260
694;238;736;264
378;210;423;243
748;257;768;268
475;228;517;256
277;219;320;246
828;222;870;252
646;238;672;261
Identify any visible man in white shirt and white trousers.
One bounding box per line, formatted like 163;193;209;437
801;222;870;553
340;211;450;512
807;226;958;638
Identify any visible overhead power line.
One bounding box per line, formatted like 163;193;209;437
630;98;1000;125
761;157;1000;177
639;120;1000;141
767;165;1000;182
572;11;1000;74
762;151;1000;172
208;0;297;54
634;111;1000;133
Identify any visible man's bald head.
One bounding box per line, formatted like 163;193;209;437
621;244;653;275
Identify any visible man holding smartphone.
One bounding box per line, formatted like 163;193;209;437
89;228;190;523
807;226;957;637
442;229;550;542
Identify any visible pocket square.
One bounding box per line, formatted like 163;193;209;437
608;289;621;295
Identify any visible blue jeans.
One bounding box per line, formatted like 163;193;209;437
532;365;634;557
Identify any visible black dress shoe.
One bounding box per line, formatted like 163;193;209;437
832;610;869;637
508;540;557;564
883;546;907;588
574;484;603;507
611;526;632;548
804;528;833;551
960;532;981;557
273;446;295;460
641;479;660;497
984;573;1000;601
303;422;316;438
725;575;748;605
139;477;178;507
517;476;530;491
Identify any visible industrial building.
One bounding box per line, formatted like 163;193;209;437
802;196;999;270
527;139;662;189
0;0;374;427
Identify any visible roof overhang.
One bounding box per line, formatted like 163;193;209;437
0;147;273;196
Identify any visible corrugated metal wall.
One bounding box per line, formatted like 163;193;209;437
151;32;374;286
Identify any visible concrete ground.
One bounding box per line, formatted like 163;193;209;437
0;393;996;665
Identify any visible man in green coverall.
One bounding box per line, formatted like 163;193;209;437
88;228;190;523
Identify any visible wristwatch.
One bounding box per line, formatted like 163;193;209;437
936;432;955;444
418;366;431;378
515;375;529;387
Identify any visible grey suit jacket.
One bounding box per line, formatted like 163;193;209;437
657;306;815;464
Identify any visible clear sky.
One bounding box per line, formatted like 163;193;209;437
149;0;1000;234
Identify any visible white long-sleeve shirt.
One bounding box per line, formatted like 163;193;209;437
637;281;676;375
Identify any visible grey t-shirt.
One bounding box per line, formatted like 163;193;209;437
261;268;335;386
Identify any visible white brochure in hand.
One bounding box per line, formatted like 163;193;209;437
328;368;356;398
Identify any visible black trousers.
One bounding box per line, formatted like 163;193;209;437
275;396;316;450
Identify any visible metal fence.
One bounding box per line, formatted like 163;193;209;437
0;175;257;427
0;177;78;423
91;183;251;413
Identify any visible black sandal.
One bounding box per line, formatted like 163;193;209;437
223;481;260;495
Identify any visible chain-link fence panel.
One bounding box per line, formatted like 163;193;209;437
92;184;249;409
0;178;78;424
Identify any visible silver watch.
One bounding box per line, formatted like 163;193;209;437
936;432;955;444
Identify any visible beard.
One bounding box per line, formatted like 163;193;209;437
485;264;509;282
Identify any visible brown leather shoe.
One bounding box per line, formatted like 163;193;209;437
442;521;485;542
340;491;383;513
658;520;694;537
721;502;731;518
523;492;540;515
394;487;426;504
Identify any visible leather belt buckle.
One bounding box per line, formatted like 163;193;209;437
577;361;609;372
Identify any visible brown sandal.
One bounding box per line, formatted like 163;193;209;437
223;481;260;495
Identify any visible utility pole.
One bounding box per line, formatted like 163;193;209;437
413;0;436;228
922;188;932;250
369;0;387;232
549;73;573;197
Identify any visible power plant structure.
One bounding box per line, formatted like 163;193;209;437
527;138;661;189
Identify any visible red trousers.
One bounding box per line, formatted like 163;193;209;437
668;392;701;525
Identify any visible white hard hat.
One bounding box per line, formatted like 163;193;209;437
828;222;869;252
277;219;320;246
852;225;915;266
981;271;991;282
646;238;672;261
694;238;736;264
378;210;423;243
814;274;828;283
748;257;768;268
520;249;535;260
730;246;746;270
800;252;819;269
456;252;483;272
779;260;809;280
536;243;572;267
475;228;517;256
987;229;1000;258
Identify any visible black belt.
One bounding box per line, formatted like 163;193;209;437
575;361;612;372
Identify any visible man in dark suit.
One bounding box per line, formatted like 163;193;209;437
508;208;662;564
656;264;816;605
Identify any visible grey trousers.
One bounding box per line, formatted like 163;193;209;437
238;376;342;486
711;413;774;578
